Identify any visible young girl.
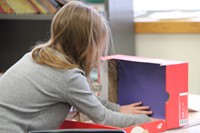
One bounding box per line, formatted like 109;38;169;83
0;1;152;133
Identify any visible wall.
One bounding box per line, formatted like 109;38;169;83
105;0;135;55
135;34;200;94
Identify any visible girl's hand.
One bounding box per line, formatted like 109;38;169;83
120;102;153;115
150;117;159;121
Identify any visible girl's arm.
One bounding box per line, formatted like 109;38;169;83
96;96;120;112
62;69;151;127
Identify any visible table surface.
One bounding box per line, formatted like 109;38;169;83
164;111;200;133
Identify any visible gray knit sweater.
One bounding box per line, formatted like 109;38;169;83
0;53;150;133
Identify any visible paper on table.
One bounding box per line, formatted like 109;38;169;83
149;11;200;20
188;94;200;112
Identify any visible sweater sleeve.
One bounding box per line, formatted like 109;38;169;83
96;96;120;112
63;69;150;127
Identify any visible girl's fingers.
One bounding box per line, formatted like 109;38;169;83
123;102;153;115
134;106;149;110
131;102;142;106
135;110;153;115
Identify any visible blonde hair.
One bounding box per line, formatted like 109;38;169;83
32;1;110;76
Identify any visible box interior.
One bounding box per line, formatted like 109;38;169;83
117;60;169;119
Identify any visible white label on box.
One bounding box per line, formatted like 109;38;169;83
130;126;149;133
157;122;163;129
179;92;188;126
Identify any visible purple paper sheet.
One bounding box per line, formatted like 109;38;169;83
117;60;169;119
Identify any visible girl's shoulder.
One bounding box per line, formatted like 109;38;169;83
61;68;86;79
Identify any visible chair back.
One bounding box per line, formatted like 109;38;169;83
29;129;126;133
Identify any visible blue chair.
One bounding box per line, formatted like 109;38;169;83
29;129;126;133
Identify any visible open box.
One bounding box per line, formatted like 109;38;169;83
101;54;188;131
59;55;188;133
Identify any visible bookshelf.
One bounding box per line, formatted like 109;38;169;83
0;14;54;20
0;0;135;72
0;19;52;72
0;0;60;71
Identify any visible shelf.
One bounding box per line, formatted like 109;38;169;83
0;14;54;20
134;11;200;34
0;3;104;21
134;21;200;34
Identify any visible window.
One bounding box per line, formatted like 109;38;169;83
134;0;200;11
133;0;200;20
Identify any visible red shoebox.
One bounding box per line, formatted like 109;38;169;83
59;55;188;133
59;119;165;133
102;55;188;130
